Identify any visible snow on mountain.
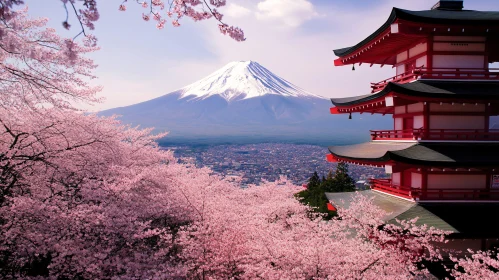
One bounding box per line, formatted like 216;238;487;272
100;61;391;144
178;61;324;102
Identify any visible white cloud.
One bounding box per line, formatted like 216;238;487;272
256;0;318;27
225;3;251;18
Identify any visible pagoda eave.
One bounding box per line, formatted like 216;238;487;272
328;142;499;168
330;80;499;115
333;7;499;66
326;153;388;168
334;29;426;67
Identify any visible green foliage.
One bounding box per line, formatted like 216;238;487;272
323;162;356;193
296;163;356;220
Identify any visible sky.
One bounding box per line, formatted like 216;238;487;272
25;0;499;111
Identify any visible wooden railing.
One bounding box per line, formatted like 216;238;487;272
370;179;413;199
369;178;499;201
371;129;499;141
416;68;499;80
370;66;424;93
370;129;418;140
371;68;499;93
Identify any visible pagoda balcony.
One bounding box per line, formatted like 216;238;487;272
371;68;499;93
370;179;499;201
370;129;499;141
370;179;414;199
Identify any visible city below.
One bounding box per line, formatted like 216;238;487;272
169;143;386;185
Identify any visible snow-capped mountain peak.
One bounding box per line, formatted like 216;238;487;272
100;60;391;143
179;61;325;102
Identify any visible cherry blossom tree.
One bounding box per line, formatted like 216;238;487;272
449;249;499;279
0;7;183;278
171;177;450;279
0;7;100;110
0;0;245;42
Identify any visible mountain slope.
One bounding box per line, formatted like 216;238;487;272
179;61;323;101
100;61;391;145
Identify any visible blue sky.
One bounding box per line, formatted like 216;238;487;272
25;0;499;110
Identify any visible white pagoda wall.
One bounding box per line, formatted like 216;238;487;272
433;55;485;69
431;36;486;70
425;103;486;130
415;56;427;68
414;116;424;129
409;43;427;58
396;43;427;63
407;103;423;113
396;64;405;75
392;172;401;185
429;115;485;130
390;172;421;188
430;103;486;113
396;52;408;64
395;43;428;74
433;43;485;52
427;174;486;189
411;173;422;189
391;172;488;189
392;36;488;78
394;106;406;114
394;118;403;130
393;104;424;131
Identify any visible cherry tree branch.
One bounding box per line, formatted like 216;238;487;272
67;1;87;40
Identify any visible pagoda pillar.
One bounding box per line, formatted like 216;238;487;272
421;168;428;200
486;171;492;191
427;36;433;71
423;102;430;139
485;104;491;133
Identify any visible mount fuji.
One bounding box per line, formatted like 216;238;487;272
100;61;391;145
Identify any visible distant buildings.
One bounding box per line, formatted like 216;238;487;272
172;143;384;185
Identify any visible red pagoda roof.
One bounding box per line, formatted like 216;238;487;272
333;7;499;66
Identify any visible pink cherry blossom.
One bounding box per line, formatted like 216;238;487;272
450;249;499;279
219;23;246;42
0;0;244;41
156;19;166;29
153;12;161;21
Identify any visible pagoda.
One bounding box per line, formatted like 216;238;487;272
327;0;499;202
